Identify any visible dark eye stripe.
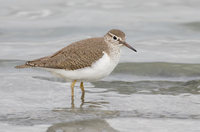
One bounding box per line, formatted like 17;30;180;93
113;36;117;40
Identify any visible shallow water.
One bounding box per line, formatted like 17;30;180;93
0;0;200;132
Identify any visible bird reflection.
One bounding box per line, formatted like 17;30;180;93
70;90;85;109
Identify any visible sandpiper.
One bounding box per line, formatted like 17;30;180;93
16;29;137;99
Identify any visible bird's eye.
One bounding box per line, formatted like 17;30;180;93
113;36;117;40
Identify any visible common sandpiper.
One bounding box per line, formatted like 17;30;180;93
16;29;137;101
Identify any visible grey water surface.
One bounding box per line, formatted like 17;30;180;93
0;0;200;132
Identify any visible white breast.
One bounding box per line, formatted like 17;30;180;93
46;51;120;82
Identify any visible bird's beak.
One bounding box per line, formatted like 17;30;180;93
120;40;137;52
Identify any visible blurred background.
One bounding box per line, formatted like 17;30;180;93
0;0;200;132
1;0;200;62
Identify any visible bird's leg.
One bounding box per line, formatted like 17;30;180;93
80;82;85;100
71;80;76;97
71;80;76;108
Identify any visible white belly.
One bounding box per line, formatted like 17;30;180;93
45;52;120;82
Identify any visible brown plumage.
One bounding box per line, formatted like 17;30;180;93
15;37;109;70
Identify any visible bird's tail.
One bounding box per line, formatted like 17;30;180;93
15;64;32;69
15;56;49;69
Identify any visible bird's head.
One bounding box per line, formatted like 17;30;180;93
104;29;137;52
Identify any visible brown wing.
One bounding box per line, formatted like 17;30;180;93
16;37;109;70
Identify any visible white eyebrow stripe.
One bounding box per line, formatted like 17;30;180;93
108;32;115;37
108;32;122;40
